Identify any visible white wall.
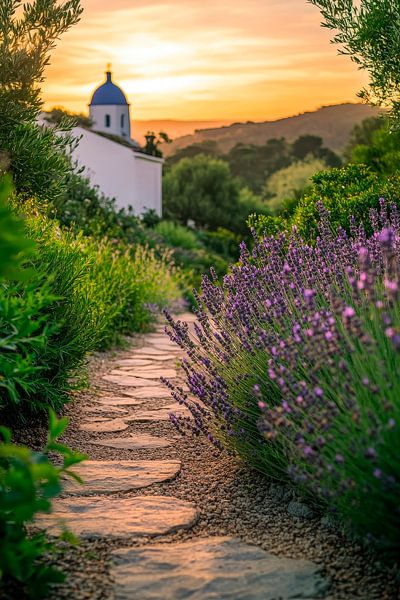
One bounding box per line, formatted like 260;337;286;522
134;153;163;215
70;126;163;216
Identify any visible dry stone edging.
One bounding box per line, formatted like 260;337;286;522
110;536;330;600
37;496;198;539
63;460;182;495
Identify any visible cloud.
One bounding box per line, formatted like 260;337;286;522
43;0;367;119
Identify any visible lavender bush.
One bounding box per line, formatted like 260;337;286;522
165;199;400;551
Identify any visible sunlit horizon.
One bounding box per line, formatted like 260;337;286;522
43;0;368;122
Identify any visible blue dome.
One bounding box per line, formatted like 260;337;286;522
89;71;128;106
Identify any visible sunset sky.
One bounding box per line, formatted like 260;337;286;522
43;0;368;122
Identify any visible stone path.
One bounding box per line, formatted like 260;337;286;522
39;313;398;600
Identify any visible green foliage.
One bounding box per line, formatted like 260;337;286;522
292;134;341;167
247;213;287;238
291;164;400;242
310;0;400;126
197;228;240;262
344;116;385;161
162;155;270;235
51;171;146;244
347;118;400;175
0;410;86;599
143;131;171;158
0;175;34;278
154;221;201;251
225;138;292;193
263;157;328;215
45;106;93;129
163;154;241;230
0;0;82;123
0;0;82;203
166;141;220;167
0;209;182;414
166;135;341;194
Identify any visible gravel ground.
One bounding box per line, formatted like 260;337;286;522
7;327;400;600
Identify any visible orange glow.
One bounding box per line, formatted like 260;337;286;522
43;0;368;121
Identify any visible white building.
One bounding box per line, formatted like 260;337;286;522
43;69;163;216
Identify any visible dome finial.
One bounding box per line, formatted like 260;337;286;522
106;63;112;82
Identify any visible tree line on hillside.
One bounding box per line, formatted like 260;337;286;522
162;114;400;236
166;134;341;193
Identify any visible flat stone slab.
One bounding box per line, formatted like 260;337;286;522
88;435;174;450
148;345;179;353
134;347;179;356
130;364;177;372
38;496;198;539
111;537;329;600
102;375;162;387
116;359;154;367
95;397;144;406
125;406;188;423
64;460;181;495
84;404;129;415
145;337;176;346
131;354;177;361
110;369;177;379
79;419;128;433
122;388;174;399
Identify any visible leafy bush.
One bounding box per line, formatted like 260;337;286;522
292;165;400;242
263;157;327;215
154;221;201;251
0;411;85;599
0;0;82;204
347;120;400;176
52;171;146;245
166;201;400;552
0;176;34;278
0;191;181;415
163;155;242;231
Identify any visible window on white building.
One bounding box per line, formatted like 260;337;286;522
121;114;125;128
105;114;111;128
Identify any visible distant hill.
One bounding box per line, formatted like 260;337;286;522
164;104;383;157
132;119;232;145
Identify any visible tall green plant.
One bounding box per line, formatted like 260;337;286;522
0;411;86;598
0;0;82;202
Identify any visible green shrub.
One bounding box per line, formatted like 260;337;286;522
168;203;400;551
263;157;328;215
82;240;182;347
197;228;240;262
0;410;86;599
292;165;400;242
162;155;241;231
0;176;34;278
0;0;82;204
154;221;201;251
52;172;146;245
0;195;182;415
